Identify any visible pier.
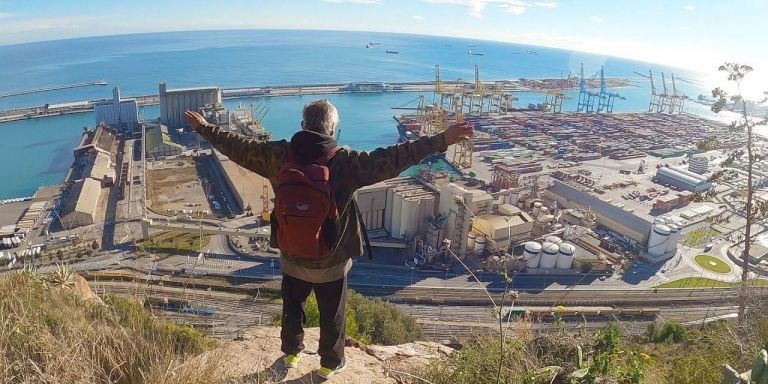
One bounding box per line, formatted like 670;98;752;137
0;80;108;99
0;77;631;124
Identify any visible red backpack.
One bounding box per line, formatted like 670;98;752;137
274;147;341;259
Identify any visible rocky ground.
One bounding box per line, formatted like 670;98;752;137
191;326;453;384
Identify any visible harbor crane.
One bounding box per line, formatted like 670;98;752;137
450;97;473;169
544;71;572;113
667;73;687;113
596;65;625;113
634;70;666;113
576;63;601;113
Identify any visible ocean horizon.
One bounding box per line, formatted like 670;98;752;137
0;29;739;199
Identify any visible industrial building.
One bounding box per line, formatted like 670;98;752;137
90;152;116;187
159;82;222;129
93;86;139;131
73;125;116;158
60;178;101;228
356;176;536;267
144;123;183;159
545;180;653;245
356;177;439;241
688;154;709;174
472;204;534;251
655;166;712;192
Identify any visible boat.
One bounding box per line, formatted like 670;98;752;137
386;50;399;54
365;44;371;48
467;50;485;56
369;41;381;46
394;116;426;142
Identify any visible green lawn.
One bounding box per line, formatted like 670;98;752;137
656;277;768;289
137;231;211;255
682;227;719;247
694;254;732;274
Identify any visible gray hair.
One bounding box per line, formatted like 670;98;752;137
302;99;339;136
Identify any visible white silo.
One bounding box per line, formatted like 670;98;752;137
546;236;562;245
539;206;550;220
474;235;486;252
555;243;576;269
523;241;541;269
539;241;560;269
666;223;680;255
647;224;671;257
467;232;476;250
532;202;542;216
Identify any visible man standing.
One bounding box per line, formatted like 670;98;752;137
185;100;472;378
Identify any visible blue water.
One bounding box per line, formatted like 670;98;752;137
0;29;721;199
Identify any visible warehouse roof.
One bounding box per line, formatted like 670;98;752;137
145;124;183;152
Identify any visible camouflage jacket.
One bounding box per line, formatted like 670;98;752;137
196;123;448;269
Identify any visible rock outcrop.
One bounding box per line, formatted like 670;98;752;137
193;326;453;383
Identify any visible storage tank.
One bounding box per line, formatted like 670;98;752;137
647;224;670;257
539;206;550;219
467;233;476;250
546;236;562;245
555;243;576;269
474;235;486;252
523;241;541;269
532;202;542;216
666;223;679;255
539;241;560;269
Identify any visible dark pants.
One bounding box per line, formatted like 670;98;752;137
280;273;347;369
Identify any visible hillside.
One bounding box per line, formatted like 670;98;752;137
194;326;452;383
1;268;767;383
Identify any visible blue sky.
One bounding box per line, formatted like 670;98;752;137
0;0;765;91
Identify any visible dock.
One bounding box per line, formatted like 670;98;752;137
0;80;108;99
0;77;631;124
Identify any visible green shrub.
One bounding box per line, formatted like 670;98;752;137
347;291;423;345
647;322;687;343
274;290;423;345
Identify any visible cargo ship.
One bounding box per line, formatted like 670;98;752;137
394;115;426;142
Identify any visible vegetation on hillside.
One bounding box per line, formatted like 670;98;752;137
277;290;424;345
417;305;768;384
0;271;221;384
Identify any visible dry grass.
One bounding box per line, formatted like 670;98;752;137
0;271;226;384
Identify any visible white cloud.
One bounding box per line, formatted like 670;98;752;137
682;4;695;11
413;15;425;20
0;17;85;33
322;0;379;3
0;12;12;19
423;0;558;18
589;16;604;23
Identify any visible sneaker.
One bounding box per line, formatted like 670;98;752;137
283;354;300;369
316;359;346;379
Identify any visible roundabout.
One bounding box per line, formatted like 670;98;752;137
694;254;732;274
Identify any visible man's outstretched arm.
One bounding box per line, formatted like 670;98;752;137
185;111;287;179
348;121;473;189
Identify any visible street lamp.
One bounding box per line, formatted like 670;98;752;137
410;267;415;285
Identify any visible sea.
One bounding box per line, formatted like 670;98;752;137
0;29;733;199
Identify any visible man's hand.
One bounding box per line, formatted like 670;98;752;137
184;110;207;132
443;121;474;146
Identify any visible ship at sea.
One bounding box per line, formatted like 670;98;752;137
386;50;399;54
